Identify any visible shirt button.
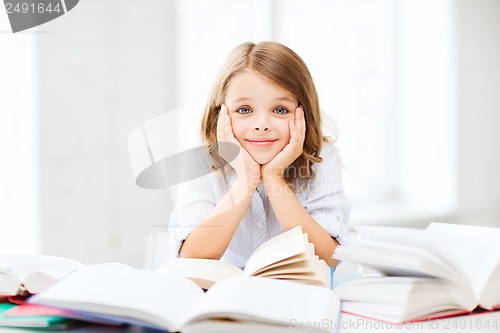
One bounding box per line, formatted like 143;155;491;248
257;223;263;228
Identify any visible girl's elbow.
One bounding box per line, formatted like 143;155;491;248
179;244;223;260
324;257;339;269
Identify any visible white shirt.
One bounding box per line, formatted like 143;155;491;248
169;142;350;269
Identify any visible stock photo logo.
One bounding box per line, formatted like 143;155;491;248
4;0;79;33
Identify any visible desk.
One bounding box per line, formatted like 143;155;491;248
339;311;500;333
1;311;499;332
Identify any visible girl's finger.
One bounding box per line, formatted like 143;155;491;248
217;105;225;141
224;114;234;141
223;107;239;144
218;104;230;142
289;119;298;146
297;106;306;145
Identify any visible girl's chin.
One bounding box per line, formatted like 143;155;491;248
249;151;278;165
254;158;272;165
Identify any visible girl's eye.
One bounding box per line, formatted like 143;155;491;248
237;107;252;114
274;106;289;115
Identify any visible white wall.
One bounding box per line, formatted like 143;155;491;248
37;0;177;267
454;0;500;227
0;17;39;253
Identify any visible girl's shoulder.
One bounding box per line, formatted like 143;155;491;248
192;145;234;181
309;142;342;180
174;145;230;193
176;145;224;183
317;141;341;165
182;145;213;171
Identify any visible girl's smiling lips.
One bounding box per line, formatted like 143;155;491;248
246;138;278;147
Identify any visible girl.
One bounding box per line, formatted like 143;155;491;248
169;41;350;268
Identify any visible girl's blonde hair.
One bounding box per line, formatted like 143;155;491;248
201;41;331;188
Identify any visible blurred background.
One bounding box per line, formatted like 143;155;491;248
1;0;499;268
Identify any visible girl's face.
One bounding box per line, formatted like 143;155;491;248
224;70;298;164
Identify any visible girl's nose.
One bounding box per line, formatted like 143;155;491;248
254;124;270;131
253;114;270;131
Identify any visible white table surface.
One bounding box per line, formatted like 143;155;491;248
339;311;500;333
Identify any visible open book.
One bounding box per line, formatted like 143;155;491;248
159;225;331;289
0;254;83;296
332;222;500;323
30;263;340;332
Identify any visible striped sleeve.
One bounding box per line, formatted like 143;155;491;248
302;144;351;244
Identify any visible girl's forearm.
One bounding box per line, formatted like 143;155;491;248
179;178;255;260
263;176;339;267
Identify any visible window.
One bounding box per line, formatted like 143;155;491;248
0;14;40;252
173;0;457;226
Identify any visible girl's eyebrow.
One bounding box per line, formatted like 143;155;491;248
230;96;296;104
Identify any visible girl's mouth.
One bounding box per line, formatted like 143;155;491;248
246;139;278;148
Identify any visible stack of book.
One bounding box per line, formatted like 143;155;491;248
333;222;500;323
0;253;85;329
0;302;75;329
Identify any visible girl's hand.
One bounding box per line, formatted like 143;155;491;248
217;104;261;189
261;106;305;182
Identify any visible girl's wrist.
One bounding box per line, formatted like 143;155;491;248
261;164;285;181
235;175;260;196
262;175;294;197
261;173;286;189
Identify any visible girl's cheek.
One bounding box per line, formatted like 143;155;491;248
231;120;246;135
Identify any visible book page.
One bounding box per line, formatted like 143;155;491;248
315;258;331;287
251;252;307;276
336;276;476;323
251;242;314;277
183;276;339;327
426;223;500;303
243;226;306;276
30;263;205;331
156;258;243;289
255;252;330;287
0;254;82;280
263;258;330;287
22;266;82;294
0;254;83;295
0;274;20;296
334;238;461;280
355;226;428;249
256;258;314;277
477;255;500;309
